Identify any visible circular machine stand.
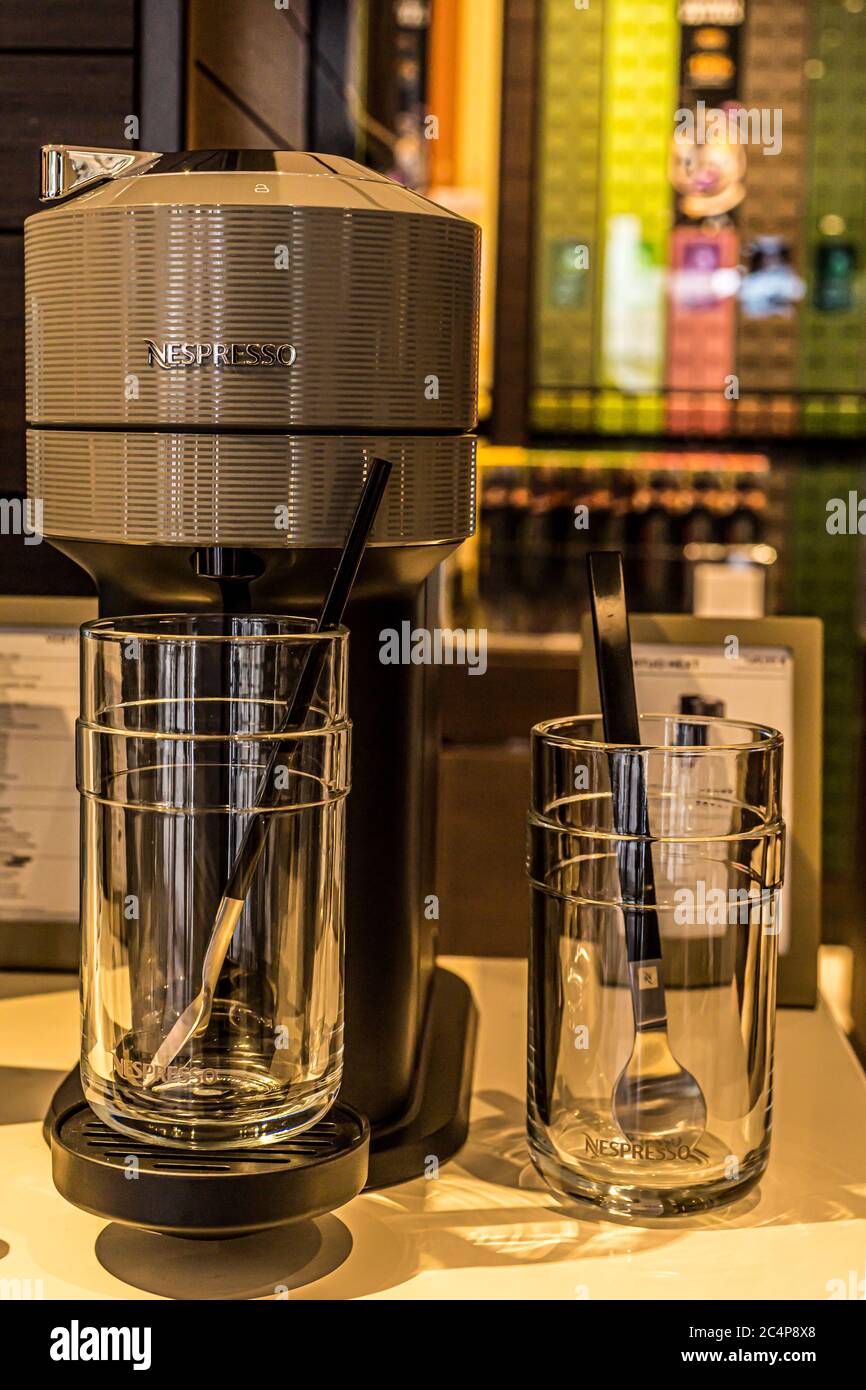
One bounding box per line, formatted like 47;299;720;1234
47;966;477;1237
51;1101;370;1239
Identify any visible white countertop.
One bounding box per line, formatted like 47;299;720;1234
1;956;865;1300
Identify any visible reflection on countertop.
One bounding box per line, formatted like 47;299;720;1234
0;954;864;1300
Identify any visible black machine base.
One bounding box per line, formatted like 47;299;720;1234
46;967;477;1237
51;1101;370;1239
365;964;477;1188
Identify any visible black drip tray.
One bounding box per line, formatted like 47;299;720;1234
51;1101;370;1238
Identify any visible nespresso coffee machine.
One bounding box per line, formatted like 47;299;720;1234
26;147;480;1234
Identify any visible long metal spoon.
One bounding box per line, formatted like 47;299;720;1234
147;458;392;1083
587;552;707;1149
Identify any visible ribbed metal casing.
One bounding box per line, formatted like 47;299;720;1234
25;153;479;548
27;431;476;547
25;203;480;432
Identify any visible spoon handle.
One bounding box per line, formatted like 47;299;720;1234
615;759;668;1033
587;553;667;1032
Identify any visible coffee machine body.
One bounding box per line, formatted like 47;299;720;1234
26;149;480;1220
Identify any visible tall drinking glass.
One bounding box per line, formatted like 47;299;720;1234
528;714;784;1218
78;615;350;1149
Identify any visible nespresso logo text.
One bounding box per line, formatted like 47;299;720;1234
145;340;297;368
118;1056;217;1086
585;1136;696;1162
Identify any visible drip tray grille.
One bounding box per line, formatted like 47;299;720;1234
51;1102;370;1237
77;1115;351;1168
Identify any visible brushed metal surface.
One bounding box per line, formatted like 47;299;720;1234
27;431;476;546
25;202;480;430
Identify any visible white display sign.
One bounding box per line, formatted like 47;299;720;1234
0;629;79;923
633;641;794;956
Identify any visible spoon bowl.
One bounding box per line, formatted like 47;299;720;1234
613;1030;708;1150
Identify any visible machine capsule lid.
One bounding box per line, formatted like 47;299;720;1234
142;151;395;179
36;145;466;220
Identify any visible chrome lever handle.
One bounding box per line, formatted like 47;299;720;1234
40;145;162;201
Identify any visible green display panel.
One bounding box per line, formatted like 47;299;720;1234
598;0;679;392
800;0;866;394
533;0;604;395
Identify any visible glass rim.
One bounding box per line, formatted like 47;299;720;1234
527;808;785;846
81;613;349;644
77;712;352;742
533;712;783;754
